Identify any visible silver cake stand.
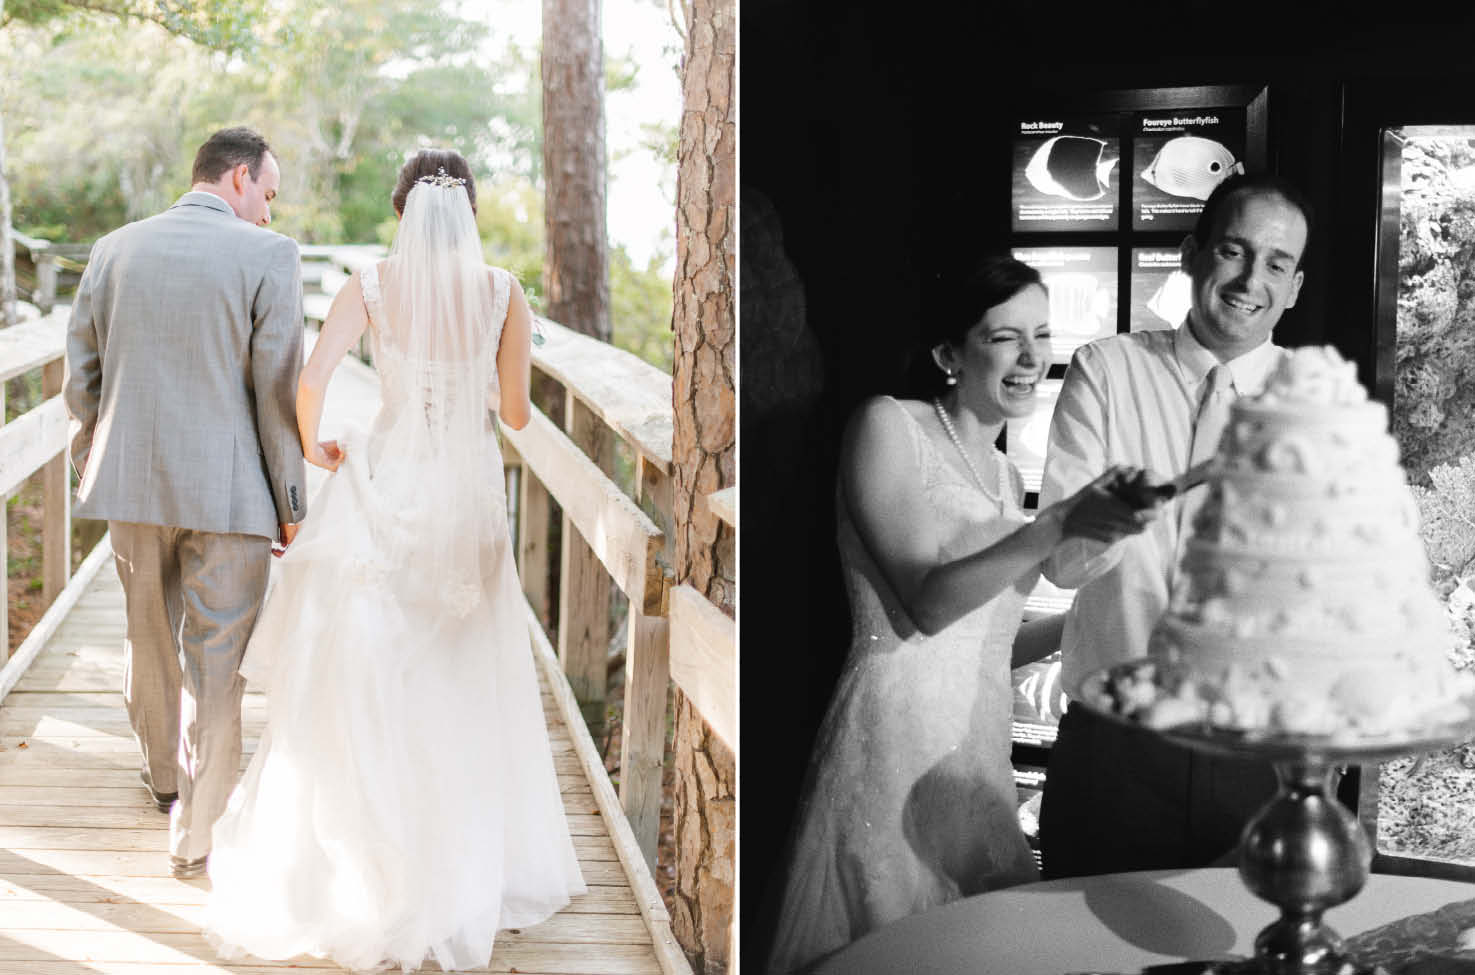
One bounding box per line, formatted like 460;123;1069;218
1079;662;1475;975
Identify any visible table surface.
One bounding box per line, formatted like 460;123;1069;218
810;868;1475;975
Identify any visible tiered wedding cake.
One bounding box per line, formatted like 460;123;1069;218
1101;346;1473;736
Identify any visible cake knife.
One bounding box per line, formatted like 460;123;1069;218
1107;460;1216;508
1164;458;1216;496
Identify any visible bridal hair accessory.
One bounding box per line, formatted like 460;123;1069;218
416;167;466;189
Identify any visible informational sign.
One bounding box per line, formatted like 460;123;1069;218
1004;377;1062;494
1013;247;1118;363
1013;763;1047;841
1132;107;1247;231
1012;655;1068;741
1129;248;1191;331
1012;115;1122;231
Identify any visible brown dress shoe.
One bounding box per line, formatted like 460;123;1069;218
169;854;208;879
140;771;177;813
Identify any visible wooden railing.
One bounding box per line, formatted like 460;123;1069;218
9;230;91;315
0;310;87;675
303;250;737;880
502;316;676;866
503;322;738;884
6;247;738;892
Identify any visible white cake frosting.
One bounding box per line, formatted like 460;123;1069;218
1133;345;1473;736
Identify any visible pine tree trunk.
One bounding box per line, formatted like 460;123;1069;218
540;0;610;342
668;0;735;968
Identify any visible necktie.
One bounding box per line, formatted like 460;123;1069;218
1177;364;1234;556
1189;364;1234;467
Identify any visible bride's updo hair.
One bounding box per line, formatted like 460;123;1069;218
392;149;477;215
901;255;1046;398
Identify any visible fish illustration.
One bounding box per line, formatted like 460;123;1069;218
1045;271;1113;339
1025;135;1118;202
1147;269;1193;326
1140;136;1244;201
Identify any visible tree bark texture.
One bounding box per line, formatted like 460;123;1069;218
668;0;735;970
672;689;735;975
672;0;735;614
541;0;611;342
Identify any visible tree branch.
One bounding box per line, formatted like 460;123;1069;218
48;0;171;30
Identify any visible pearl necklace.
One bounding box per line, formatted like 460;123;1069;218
932;397;1011;505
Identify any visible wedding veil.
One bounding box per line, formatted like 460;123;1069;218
364;172;509;616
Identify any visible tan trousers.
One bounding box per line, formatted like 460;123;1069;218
110;522;271;862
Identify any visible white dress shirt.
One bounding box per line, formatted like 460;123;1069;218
1040;322;1286;698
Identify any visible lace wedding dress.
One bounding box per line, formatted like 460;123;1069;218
765;396;1038;973
202;256;585;972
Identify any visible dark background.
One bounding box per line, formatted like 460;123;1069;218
739;4;1475;964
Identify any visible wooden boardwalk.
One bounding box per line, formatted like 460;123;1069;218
0;334;684;974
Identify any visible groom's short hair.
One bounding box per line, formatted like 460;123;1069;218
192;127;273;185
1191;173;1314;269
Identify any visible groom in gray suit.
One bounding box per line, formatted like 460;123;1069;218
63;127;307;878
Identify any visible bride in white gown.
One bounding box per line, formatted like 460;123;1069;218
202;149;586;972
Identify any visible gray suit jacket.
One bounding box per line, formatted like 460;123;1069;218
64;192;307;539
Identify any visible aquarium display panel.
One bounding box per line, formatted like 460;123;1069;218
1129;247;1190;331
1013;247;1118;363
1132;108;1246;232
1012;115;1122;232
1004;377;1062;494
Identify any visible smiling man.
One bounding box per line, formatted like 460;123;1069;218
63;126;305;879
1034;174;1311;879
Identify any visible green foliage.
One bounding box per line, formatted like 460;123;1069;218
4;371;44;422
3;3;535;243
2;0;69;25
606;52;640;93
4;0;262;53
5;25;228;231
637;119;679;169
2;0;678;374
477;178;545;300
610;244;673;372
474;180;675;372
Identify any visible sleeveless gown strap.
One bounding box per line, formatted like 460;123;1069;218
359;262;384;327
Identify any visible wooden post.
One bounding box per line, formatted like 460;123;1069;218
518;464;554;631
1;501;7;665
41;360;68;607
622;452;676;868
35;255;57;315
558;395;612;734
639;455;676;567
502;451;520;555
620;604;670;871
1;381;7;664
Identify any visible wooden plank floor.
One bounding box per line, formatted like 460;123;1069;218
0;563;662;974
0;337;665;974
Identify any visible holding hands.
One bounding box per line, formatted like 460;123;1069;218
1049;464;1170;544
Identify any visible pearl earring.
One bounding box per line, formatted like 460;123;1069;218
944;370;959;386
